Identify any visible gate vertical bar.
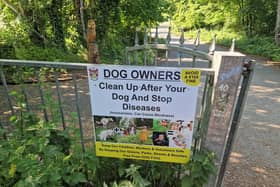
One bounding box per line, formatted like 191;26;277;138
73;73;85;152
165;27;171;64
134;29;139;65
209;34;216;55
0;67;15;115
178;29;185;65
154;27;158;65
0;119;7;140
144;29;148;66
17;68;30;112
192;29;200;67
35;70;49;122
54;71;66;130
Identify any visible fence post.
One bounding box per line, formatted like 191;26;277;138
204;51;246;187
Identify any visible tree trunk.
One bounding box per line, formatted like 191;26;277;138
275;0;280;45
80;0;87;41
73;0;87;45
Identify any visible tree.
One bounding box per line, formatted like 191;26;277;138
276;0;280;45
73;0;86;45
48;0;66;49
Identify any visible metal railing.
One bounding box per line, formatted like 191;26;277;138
125;27;219;67
0;60;90;152
0;58;215;154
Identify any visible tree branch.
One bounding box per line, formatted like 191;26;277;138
1;0;24;17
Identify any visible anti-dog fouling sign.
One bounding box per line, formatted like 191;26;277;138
87;64;200;163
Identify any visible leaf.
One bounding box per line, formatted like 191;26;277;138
181;176;193;187
192;164;203;178
10;115;17;122
9;91;18;96
118;180;134;187
118;165;126;177
63;153;72;161
111;181;119;187
66;172;87;185
15;146;26;155
8;163;17;178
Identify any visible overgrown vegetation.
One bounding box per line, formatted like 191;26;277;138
170;0;280;61
0;0;170;62
182;29;280;61
0;90;216;187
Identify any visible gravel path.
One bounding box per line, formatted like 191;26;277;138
155;23;280;186
222;60;280;187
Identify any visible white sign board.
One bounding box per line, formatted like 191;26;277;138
87;64;201;163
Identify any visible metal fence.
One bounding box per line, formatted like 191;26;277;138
0;58;215;154
0;60;91;152
125;27;215;68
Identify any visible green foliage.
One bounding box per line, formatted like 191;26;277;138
119;0;170;29
0;91;98;186
171;0;239;31
1;0;170;62
124;164;150;187
239;0;277;36
182;151;216;187
184;29;280;61
0;89;216;187
0;43;16;59
224;36;280;61
15;45;86;62
170;0;278;38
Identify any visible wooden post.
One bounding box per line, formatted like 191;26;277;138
87;19;100;64
205;51;245;187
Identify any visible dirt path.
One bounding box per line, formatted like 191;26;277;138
222;60;280;187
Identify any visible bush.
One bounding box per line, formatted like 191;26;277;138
15;45;86;62
0;43;16;59
0;90;216;187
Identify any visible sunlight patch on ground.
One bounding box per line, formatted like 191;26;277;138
267;124;280;129
231;152;243;158
251;85;275;93
229;157;240;163
252;126;267;131
264;80;279;85
60;85;73;89
63;93;75;97
229;152;244;164
3;110;12;115
251;167;268;174
255;109;268;114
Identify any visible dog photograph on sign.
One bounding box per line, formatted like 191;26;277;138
152;119;194;149
93;116;153;144
93;115;194;150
